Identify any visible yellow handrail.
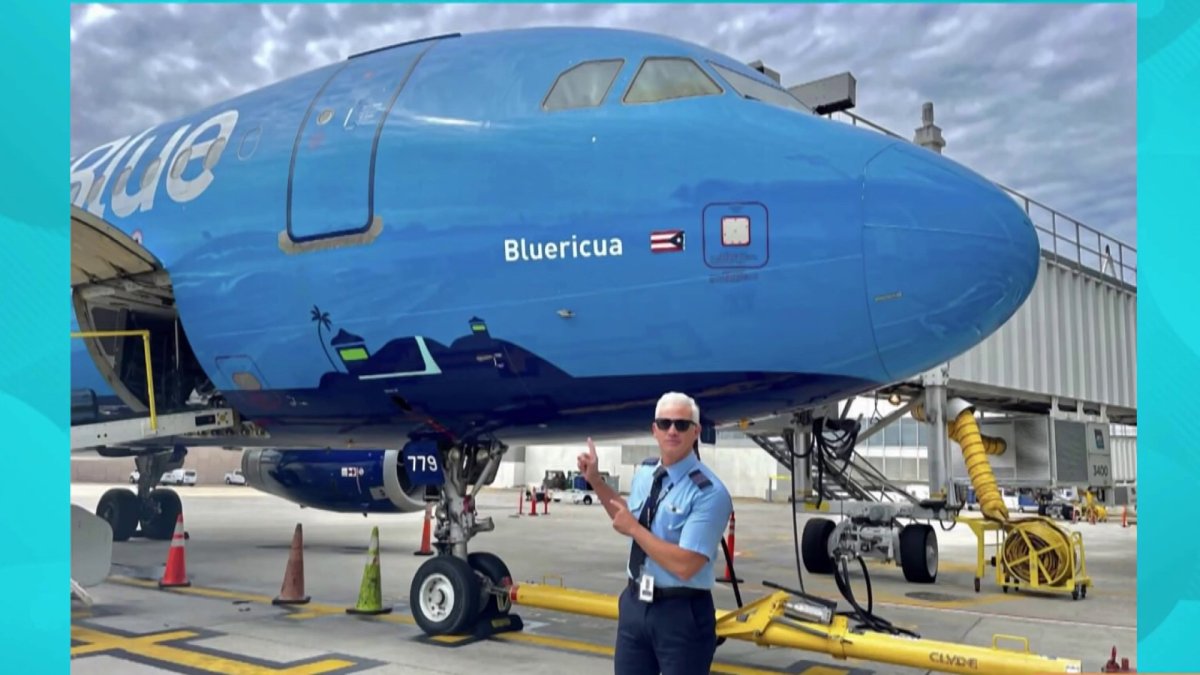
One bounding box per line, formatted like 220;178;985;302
70;330;157;432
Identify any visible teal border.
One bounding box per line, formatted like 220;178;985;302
1138;0;1200;672
4;0;1186;671
1;0;68;671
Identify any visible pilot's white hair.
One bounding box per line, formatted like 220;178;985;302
655;392;700;424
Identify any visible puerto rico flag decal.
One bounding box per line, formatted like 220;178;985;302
650;229;685;253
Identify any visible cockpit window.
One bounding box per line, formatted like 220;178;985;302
623;57;722;104
708;62;811;113
543;59;624;111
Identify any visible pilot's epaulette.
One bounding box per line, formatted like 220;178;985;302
641;457;659;466
688;469;712;489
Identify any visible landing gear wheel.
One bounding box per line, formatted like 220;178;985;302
974;578;981;593
801;518;837;575
899;523;938;583
140;489;182;540
97;488;140;542
467;552;512;618
410;556;482;635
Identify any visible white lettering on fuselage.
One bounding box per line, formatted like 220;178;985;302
70;109;239;220
503;236;624;262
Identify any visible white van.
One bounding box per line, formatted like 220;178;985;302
161;469;197;486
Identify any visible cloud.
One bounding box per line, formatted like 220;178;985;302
69;3;1136;245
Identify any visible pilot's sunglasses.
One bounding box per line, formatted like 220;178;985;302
654;418;696;432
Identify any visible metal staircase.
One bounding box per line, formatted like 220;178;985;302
743;424;919;506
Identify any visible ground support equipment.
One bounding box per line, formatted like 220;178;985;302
508;581;1084;675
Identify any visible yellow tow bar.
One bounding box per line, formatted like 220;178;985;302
508;583;1083;675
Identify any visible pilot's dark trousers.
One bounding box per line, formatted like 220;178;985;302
614;582;717;674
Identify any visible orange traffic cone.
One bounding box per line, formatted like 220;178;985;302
273;523;311;605
159;513;191;588
717;512;744;584
414;505;434;556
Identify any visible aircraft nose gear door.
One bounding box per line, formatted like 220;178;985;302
279;39;440;254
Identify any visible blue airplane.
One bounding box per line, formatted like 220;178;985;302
70;26;1040;634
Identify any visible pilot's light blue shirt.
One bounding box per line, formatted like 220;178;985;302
625;452;733;590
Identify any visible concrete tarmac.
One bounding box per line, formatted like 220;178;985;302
70;483;1137;674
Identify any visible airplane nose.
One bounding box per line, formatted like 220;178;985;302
860;142;1040;381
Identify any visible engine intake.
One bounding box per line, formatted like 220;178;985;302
241;448;429;513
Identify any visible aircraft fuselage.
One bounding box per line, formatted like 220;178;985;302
70;27;1040;447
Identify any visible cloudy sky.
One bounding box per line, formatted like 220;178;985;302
69;3;1137;247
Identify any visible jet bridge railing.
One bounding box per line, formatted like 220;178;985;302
71;330;157;432
826;109;1137;289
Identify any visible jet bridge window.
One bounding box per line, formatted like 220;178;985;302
623;57;722;104
708;62;810;113
543;59;624;111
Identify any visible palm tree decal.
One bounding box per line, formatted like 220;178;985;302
311;305;339;372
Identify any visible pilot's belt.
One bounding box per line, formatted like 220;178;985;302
627;579;711;601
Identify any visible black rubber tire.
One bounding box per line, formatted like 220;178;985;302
410;556;482;635
97;488;140;542
801;518;836;575
582;495;593;505
140;489;182;540
900;523;938;584
467;552;512;618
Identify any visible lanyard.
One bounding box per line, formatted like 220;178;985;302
645;480;676;526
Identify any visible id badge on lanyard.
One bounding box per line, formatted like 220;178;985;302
638;573;655;603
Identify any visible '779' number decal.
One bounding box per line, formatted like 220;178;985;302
403;441;444;487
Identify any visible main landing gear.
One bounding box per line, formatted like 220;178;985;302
407;436;520;637
96;446;187;542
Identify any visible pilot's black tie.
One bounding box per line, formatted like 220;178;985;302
628;465;668;579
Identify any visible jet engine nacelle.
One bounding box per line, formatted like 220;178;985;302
240;448;430;513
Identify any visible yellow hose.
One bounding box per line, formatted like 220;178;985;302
948;409;1009;522
982;435;1007;455
998;519;1073;587
910;400;1075;589
944;407;1075;588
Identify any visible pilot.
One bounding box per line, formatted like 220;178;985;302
577;392;732;674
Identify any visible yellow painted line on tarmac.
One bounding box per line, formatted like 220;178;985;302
283;606;355;621
106;576;825;673
494;632;820;675
496;631;614;657
113;576;279;604
71;625;357;674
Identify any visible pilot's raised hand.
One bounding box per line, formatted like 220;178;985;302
577;437;600;481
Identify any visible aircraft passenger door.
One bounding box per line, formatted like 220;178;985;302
279;41;433;254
